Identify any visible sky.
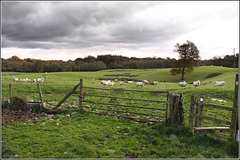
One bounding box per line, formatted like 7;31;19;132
1;1;239;61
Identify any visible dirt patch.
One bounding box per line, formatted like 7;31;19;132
1;108;46;126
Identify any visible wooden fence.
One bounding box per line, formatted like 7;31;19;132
189;74;239;141
78;79;172;124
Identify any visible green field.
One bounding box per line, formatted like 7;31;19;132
1;66;239;158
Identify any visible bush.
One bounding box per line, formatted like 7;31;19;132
11;96;27;111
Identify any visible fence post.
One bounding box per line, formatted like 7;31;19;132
165;91;169;122
169;93;180;123
189;94;196;132
198;96;206;127
37;82;44;111
231;74;238;140
79;79;84;112
9;84;12;106
179;92;184;123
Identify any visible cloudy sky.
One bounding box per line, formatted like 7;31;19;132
1;1;239;61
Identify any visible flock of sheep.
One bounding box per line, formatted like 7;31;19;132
12;72;48;83
179;80;226;88
101;79;226;88
100;79;158;87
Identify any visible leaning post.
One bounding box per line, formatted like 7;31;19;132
37;82;44;111
9;84;12;106
79;79;84;112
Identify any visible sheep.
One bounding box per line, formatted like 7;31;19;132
45;72;48;75
143;80;149;84
14;77;19;82
193;80;200;87
115;79;118;81
214;81;226;88
101;80;110;87
153;81;158;85
33;79;36;82
37;78;44;83
136;82;144;87
120;81;124;85
128;81;134;84
108;82;115;86
179;81;187;87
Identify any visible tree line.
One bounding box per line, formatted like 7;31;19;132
1;54;238;73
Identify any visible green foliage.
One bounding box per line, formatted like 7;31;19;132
171;40;200;80
11;96;27;111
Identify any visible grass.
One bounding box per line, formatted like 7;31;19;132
2;111;238;158
1;66;239;158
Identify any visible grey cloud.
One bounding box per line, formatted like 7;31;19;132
3;1;234;51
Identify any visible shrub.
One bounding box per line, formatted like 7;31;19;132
11;96;27;111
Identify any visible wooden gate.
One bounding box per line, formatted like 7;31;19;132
189;74;238;141
79;79;170;124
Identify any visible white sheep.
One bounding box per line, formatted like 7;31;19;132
179;81;187;87
153;81;158;85
33;79;36;83
128;81;134;84
14;77;19;82
45;72;48;75
136;82;144;87
37;78;44;83
143;80;149;84
101;80;110;87
214;81;226;88
120;81;124;85
115;79;118;81
193;80;200;87
108;82;115;86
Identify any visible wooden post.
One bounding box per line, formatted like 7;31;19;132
195;99;200;128
231;74;238;140
79;79;84;112
9;84;12;106
189;94;196;132
179;93;184;123
198;96;206;127
53;83;80;109
165;91;169;122
37;83;44;111
169;93;180;123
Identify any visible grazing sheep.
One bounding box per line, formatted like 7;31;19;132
128;81;134;84
214;81;226;88
101;80;110;87
193;80;200;87
115;79;118;81
14;77;19;82
143;80;149;84
120;81;124;85
179;81;187;87
37;78;44;83
108;82;115;86
45;72;48;75
33;79;36;82
136;82;144;87
153;81;158;85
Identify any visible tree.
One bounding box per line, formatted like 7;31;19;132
170;40;200;80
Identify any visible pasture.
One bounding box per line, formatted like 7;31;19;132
1;66;239;158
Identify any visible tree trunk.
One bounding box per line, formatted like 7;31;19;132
181;66;186;80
